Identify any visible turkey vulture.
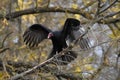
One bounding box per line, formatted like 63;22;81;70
23;18;89;65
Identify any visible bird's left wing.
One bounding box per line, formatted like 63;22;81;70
66;28;91;49
23;24;51;48
61;18;80;38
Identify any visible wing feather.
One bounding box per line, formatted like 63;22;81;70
23;24;51;48
61;18;80;38
66;28;91;50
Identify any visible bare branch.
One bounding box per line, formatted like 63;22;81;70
105;11;120;18
116;68;120;80
35;0;38;8
81;10;120;24
0;48;10;53
91;42;114;79
0;32;12;54
0;32;13;49
55;72;82;80
0;7;93;20
95;0;101;16
100;17;120;24
99;0;119;14
81;1;96;10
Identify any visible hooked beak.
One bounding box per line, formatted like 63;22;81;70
47;32;53;39
47;35;50;39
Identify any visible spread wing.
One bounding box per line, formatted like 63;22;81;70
62;18;90;49
66;28;91;50
23;24;51;48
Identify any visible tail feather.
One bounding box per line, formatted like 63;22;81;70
47;50;77;65
54;51;77;65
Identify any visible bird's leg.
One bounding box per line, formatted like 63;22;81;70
56;51;58;53
62;48;67;55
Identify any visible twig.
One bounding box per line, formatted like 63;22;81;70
95;0;101;16
47;0;51;8
116;53;120;69
35;0;38;8
91;42;114;79
0;31;13;54
113;23;120;31
0;32;13;49
99;0;119;14
80;10;120;24
55;72;82;80
81;1;96;10
0;48;10;53
105;11;120;18
100;18;120;24
116;67;120;80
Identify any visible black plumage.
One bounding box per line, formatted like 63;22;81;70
23;18;89;65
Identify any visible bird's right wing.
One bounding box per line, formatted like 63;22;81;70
23;24;51;48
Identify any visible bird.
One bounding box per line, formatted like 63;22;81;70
23;18;89;65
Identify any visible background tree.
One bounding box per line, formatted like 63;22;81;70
0;0;120;80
